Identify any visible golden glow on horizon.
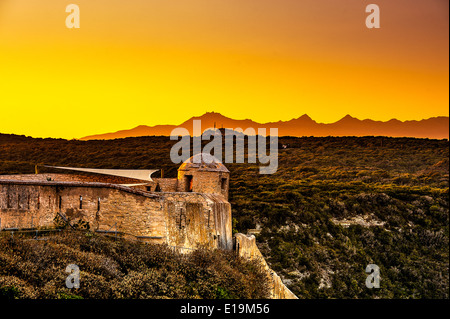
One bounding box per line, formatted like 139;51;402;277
0;0;448;139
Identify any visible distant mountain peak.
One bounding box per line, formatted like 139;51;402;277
299;114;313;121
340;114;357;121
187;111;232;122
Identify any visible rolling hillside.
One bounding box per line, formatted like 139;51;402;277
0;134;448;298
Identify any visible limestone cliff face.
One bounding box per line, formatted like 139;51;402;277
234;233;298;299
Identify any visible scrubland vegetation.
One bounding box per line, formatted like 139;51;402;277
0;133;448;298
0;231;269;299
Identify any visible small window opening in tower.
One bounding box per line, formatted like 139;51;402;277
221;178;227;190
79;196;83;209
185;175;193;192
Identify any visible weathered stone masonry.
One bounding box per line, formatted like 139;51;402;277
0;180;232;250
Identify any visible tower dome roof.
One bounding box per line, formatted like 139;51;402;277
178;153;229;173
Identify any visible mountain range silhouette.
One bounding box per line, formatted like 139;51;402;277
80;112;449;140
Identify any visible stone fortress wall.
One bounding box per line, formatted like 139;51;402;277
0;154;295;298
0;180;232;251
235;233;298;299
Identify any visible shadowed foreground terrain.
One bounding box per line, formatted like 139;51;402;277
0;231;269;299
0;134;448;298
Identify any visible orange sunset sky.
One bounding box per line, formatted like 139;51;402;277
0;0;448;139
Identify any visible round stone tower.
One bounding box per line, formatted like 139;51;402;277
177;153;230;200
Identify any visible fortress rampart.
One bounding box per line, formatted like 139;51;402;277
0;153;296;299
0;180;232;250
